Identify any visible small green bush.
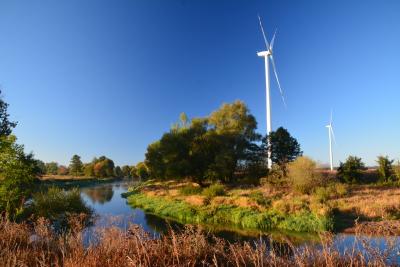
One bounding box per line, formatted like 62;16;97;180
334;183;348;197
202;183;225;198
29;187;93;231
287;156;324;194
179;184;202;196
248;192;271;208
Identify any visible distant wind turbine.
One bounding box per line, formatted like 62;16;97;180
257;15;286;169
326;111;336;171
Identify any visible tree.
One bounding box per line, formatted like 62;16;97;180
34;160;46;175
114;166;123;177
45;162;59;175
0;135;37;218
376;156;394;183
0;90;17;137
136;162;149;180
121;165;132;178
69;155;83;176
57;165;69;175
337;156;366;183
84;163;95;177
92;156;115;178
130;166;138;178
264;127;302;175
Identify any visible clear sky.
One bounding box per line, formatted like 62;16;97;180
1;0;399;167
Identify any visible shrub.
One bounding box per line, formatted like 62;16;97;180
248;191;271;208
313;187;330;203
394;161;400;182
28;187;93;231
202;183;225;198
179;184;202;196
337;156;366;183
376;156;395;183
287;156;324;194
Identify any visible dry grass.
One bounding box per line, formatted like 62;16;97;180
0;216;399;267
335;185;400;220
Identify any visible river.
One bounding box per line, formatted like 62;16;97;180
76;180;400;261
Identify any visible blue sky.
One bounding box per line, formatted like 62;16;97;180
1;0;400;167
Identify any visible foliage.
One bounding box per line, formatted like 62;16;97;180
179;184;202;196
28;187;93;230
313;183;348;204
34;159;46;175
121;165;132;178
0;90;17;137
264;127;302;175
84;163;95;177
114;166;123;177
394;161;400;181
0;135;37;218
136;162;149;180
45;162;58;175
337;156;366;183
287;156;323;194
126;191;331;232
91;156;115;178
69;154;83;176
145;101;268;184
248;191;271;208
57;165;69;175
376;155;395;183
202;183;225;198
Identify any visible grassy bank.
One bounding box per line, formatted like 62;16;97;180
124;180;400;234
123;181;333;233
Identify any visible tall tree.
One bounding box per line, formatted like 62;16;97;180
69;155;83;176
0;90;17;137
264;127;302;175
114;166;123;177
45;162;59;175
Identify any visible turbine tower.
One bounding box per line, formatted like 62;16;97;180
257;15;286;169
326;111;336;171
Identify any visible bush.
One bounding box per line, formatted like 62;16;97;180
376;156;395;183
337;156;366;183
287;156;324;194
179;184;202;196
202;183;225;198
248;191;271;208
313;187;330;203
28;187;93;231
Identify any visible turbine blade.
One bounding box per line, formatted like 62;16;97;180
270;28;277;51
258;14;270;49
270;54;286;107
330;109;333;125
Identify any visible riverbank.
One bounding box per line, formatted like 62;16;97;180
1;216;398;266
123;180;400;234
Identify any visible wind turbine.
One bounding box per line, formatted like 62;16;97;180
257;15;286;169
326;111;336;171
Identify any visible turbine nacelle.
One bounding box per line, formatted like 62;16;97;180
257;50;272;57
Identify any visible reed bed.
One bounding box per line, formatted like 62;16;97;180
0;216;398;267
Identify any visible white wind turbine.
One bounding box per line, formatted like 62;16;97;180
257;15;286;169
326;111;336;171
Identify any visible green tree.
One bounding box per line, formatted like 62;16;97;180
0;135;37;218
84;163;95;177
93;156;115;178
376;155;394;183
136;162;149;180
337;156;366;183
114;166;123;177
45;162;58;175
130;166;138;178
0;90;17;137
34;160;46;175
69;154;83;176
121;165;131;178
264;127;302;175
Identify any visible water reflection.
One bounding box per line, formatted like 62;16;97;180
82;185;114;204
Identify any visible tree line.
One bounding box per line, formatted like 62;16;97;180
36;155;148;179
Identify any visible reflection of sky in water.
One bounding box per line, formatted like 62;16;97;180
79;181;400;263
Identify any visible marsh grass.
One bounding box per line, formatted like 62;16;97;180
0;216;398;266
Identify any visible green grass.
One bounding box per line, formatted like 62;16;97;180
125;191;332;233
202;183;225;197
179;184;203;196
